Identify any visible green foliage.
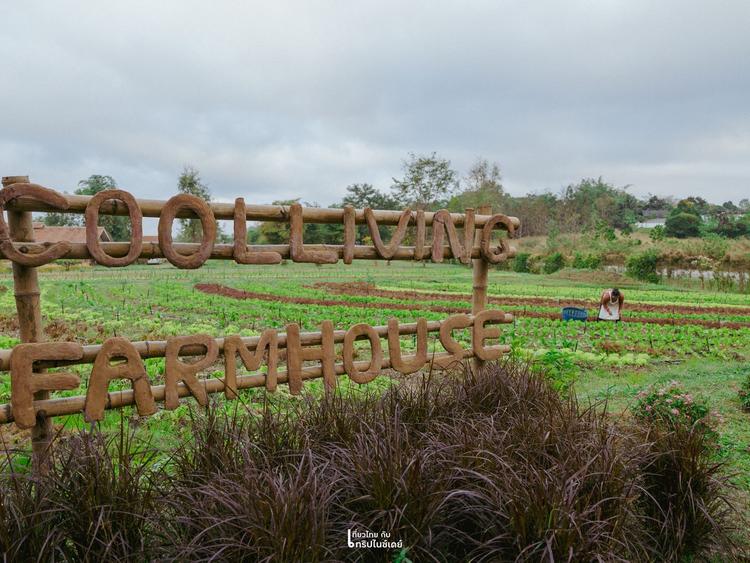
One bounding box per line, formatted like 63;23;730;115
533;348;577;393
701;233;730;261
512;252;531;273
626;249;660;283
447;158;505;213
739;373;750;412
176;166;218;243
571;252;602;269
390;152;458;210
665;211;702;238
649;225;666;241
543;252;565;274
43;174;131;240
633;380;716;432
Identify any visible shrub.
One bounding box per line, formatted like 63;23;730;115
665;212;702;238
543;252;565;274
632;380;716;432
0;362;740;561
739;373;750;412
512;252;531;273
626;249;661;283
638;425;736;560
649;225;665;241
572;252;602;269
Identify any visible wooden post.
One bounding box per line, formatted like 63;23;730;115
472;205;491;373
2;175;52;472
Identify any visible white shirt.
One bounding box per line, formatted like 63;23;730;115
598;293;620;320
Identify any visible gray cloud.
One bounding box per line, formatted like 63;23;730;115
1;0;748;222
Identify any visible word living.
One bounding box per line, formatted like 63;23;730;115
9;312;509;429
0;183;516;269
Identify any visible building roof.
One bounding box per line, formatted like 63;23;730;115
31;222;112;244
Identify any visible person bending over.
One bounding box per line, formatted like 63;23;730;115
598;288;624;321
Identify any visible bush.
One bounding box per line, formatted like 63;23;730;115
649;225;666;241
572;252;602;269
512;252;531;273
665;212;702;238
739;373;750;412
543;252;565;274
633;380;717;432
0;362;740;561
626;249;661;283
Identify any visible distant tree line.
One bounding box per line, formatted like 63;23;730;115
45;155;750;245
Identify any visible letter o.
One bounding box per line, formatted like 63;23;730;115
158;194;216;269
343;323;383;384
480;214;515;264
85;189;143;266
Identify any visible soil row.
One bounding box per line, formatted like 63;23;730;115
195;283;750;330
312;282;750;317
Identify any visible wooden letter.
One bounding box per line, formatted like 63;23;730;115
10;342;83;429
414;209;426;261
431;209;472;264
158;194;216;269
387;317;427;375
342;205;355;265
472;310;506;361
84;337;156;421
436;314;473;368
285;321;336;393
365;208;411;259
0;183;72;266
85;189;143;266
164;334;219;409
223;331;278;398
343;323;383;384
233;198;282;265
480;214;515;264
289;203;338;264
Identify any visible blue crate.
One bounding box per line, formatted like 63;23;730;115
561;307;588;321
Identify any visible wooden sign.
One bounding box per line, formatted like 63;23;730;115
0;176;520;470
2;314;512;428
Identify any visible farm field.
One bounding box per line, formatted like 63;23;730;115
1;260;749;507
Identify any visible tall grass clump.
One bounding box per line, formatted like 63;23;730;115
0;359;742;561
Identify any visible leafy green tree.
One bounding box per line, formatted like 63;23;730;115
391;152;458;210
448;158;506;212
561;177;642;231
43;209;79;227
74;175;133;241
342;183;398;210
664;212;702;238
176;166;227;242
341;184;399;244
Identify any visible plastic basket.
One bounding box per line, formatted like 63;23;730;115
561;307;588;321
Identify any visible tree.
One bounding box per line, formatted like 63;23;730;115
664;212;702;238
257;199;295;244
43;174;131;239
390;152;458;210
176;166;227;242
342;183;398;210
341;184;399;244
448;158;506;212
75;175;133;241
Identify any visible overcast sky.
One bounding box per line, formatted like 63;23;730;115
2;0;749;213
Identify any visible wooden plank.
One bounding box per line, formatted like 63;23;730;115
5;191;520;228
0;346;510;423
